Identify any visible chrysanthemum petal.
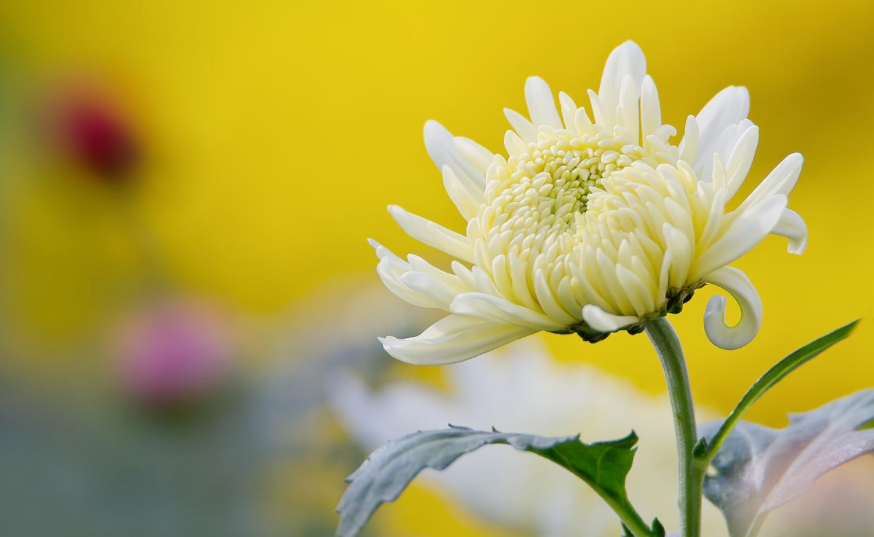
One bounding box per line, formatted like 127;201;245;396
615;264;656;316
738;153;803;212
524;77;562;129
424;120;486;190
370;240;446;309
379;315;536;365
581;305;639;333
575;106;593;135
408;254;468;289
678;115;699;165
388;205;474;263
724;125;759;201
400;272;461;308
702;266;762;350
640;75;662;141
450;292;566;331
771;208;808;254
504;108;538;143
503;130;527;158
692;194;787;279
599;41;646;128
454;137;494;175
695;86;750;164
662;223;693;290
533;269;580;325
617;75;641;142
587;89;608;128
698;120;755;182
443;166;481;220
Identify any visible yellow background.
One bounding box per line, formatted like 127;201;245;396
1;1;873;535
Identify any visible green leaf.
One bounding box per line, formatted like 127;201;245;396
336;425;656;537
702;320;858;460
701;389;874;537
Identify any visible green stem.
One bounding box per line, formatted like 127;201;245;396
603;498;654;537
644;318;702;537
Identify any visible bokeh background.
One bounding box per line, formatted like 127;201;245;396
0;0;872;536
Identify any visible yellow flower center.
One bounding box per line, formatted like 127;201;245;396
483;131;653;256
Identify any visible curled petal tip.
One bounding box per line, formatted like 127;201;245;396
704;294;728;317
702;267;763;350
772;208;808;255
703;295;748;350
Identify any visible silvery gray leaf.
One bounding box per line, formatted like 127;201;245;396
702;389;874;537
336;426;647;537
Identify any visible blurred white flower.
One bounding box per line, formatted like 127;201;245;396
763;459;874;536
329;338;728;537
373;41;806;365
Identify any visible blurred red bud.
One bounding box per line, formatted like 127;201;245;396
39;81;141;183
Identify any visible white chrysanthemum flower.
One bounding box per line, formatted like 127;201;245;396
373;41;807;365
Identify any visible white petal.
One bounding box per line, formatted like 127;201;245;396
702;266;763;350
453;137;493;175
450;292;566;331
617;75;640;143
587;89;608;128
615;264;656;317
738;153;804;212
379;314;535;365
695;86;750;161
678;115;699;165
504;108;538;143
692;194;787;279
724;125;759;201
504;130;528;158
534;269;580;325
771;208;808;254
408;254;469;290
443;166;481;220
558;92;578;132
582;305;639;333
698;186;726;249
424;120;486;190
388;205;474;263
575;106;593;134
640;75;662;140
368;237;400;262
400;271;462;309
663;223;693;290
524;76;562;129
598;41;646;128
697;120;755;182
370;241;445;309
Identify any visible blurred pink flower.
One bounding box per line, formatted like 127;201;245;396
112;298;235;407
